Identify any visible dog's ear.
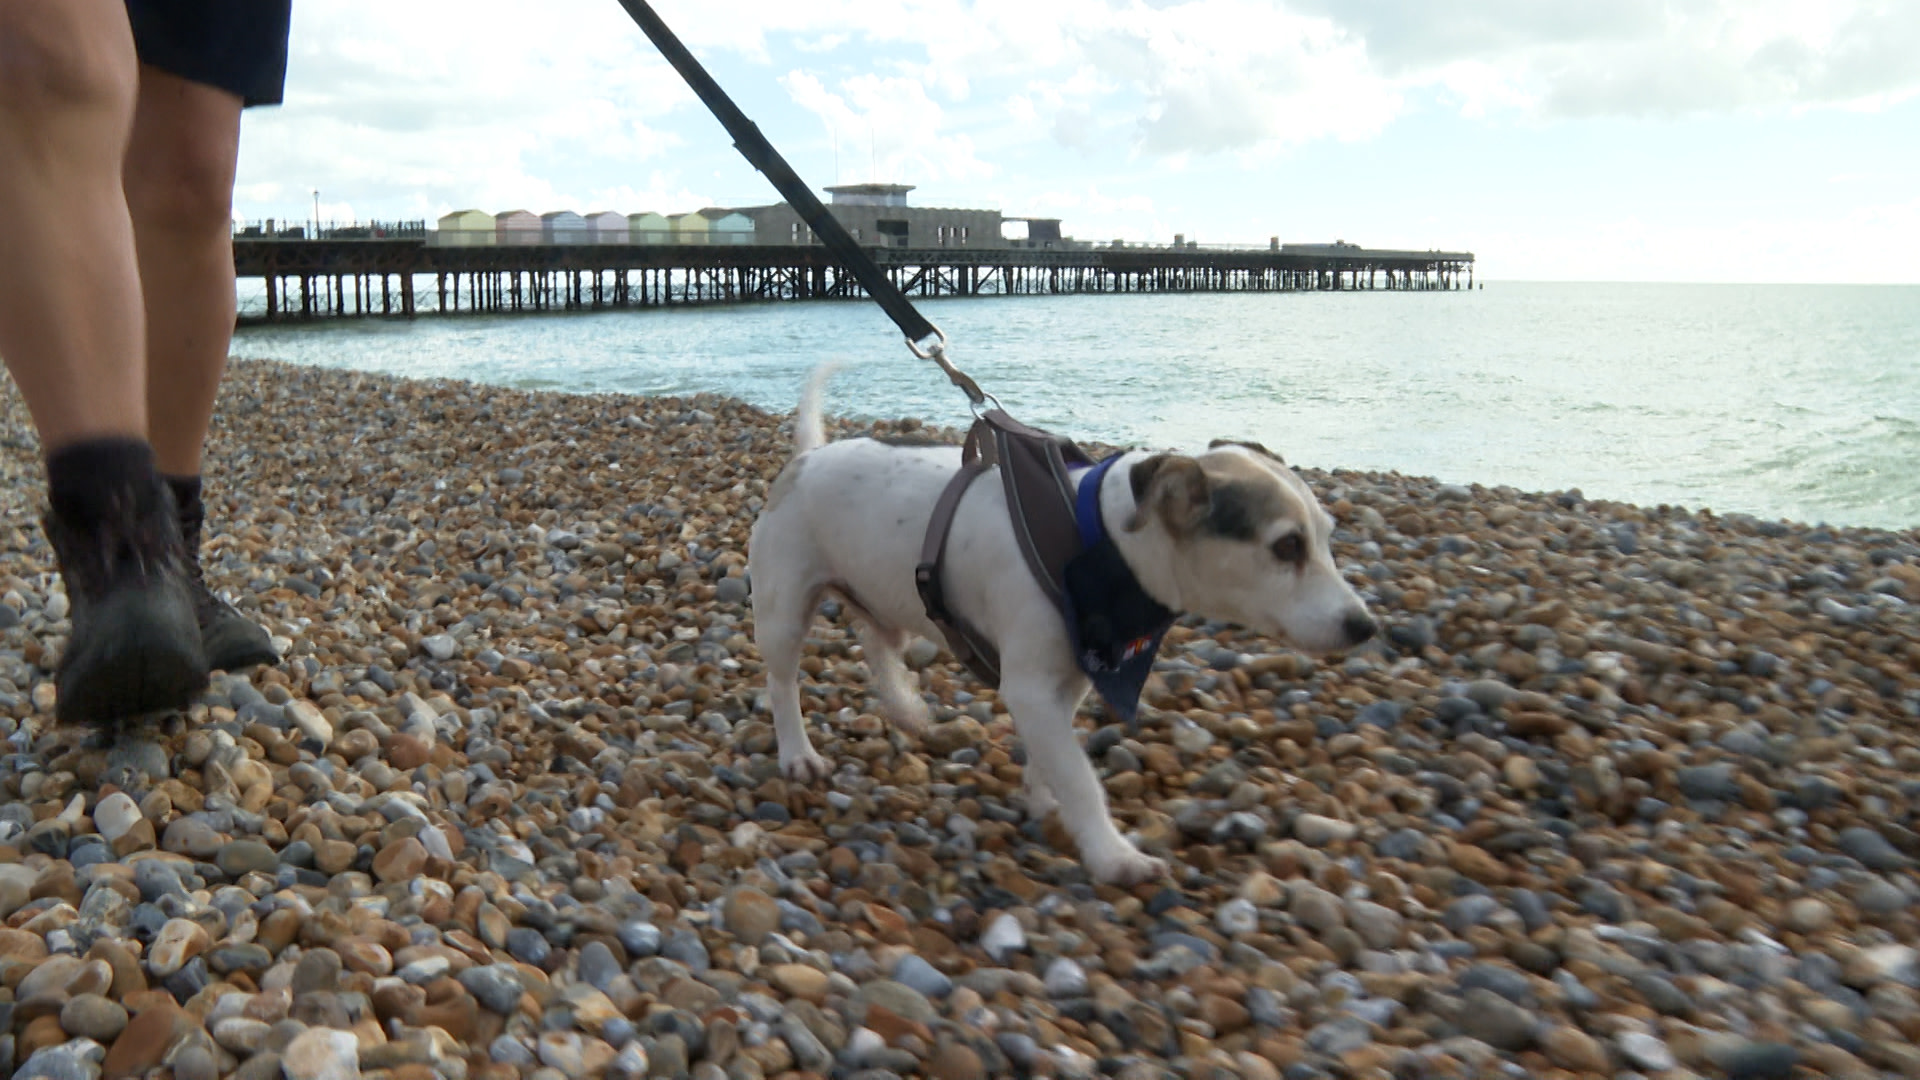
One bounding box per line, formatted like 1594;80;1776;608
1208;438;1286;466
1127;454;1210;533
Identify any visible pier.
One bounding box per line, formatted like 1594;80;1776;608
234;237;1475;322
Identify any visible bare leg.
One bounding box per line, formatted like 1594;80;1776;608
0;0;147;450
123;65;242;477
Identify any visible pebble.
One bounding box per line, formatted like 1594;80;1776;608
505;927;551;967
1043;957;1089;998
59;995;127;1042
1292;812;1356;846
1838;826;1910;870
1306;1016;1373;1056
1540;1025;1609;1073
1346;898;1402;948
1617;1031;1677;1072
721;886;780;945
979;913;1026;961
892;954;953;998
767;964;830;1003
1712;1040;1801;1079
15;1042;107;1080
91;792;142;841
281;1028;360;1080
1457;987;1537;1050
1784;897;1833;933
617;921;661;958
1215;897;1258;935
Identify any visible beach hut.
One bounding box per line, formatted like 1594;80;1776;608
495;209;541;246
435;209;494;247
668;212;708;245
585;211;627;244
699;208;755;245
541;210;588;245
628;211;670;244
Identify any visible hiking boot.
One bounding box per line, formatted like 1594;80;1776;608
171;478;280;672
44;442;209;725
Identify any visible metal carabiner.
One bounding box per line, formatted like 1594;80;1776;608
906;326;994;411
905;325;948;362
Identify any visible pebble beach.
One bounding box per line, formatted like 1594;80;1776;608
1;356;1918;1080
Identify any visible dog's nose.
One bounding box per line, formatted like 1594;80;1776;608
1343;612;1378;646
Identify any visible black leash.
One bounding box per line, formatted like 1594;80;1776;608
614;0;990;408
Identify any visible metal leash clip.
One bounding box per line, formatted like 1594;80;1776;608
908;326;999;414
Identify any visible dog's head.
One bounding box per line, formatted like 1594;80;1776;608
1124;440;1375;653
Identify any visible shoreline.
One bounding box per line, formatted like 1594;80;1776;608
0;357;1917;1080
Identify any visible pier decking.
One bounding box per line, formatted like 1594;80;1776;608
234;237;1475;322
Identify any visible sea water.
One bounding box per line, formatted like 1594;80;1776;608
232;282;1920;531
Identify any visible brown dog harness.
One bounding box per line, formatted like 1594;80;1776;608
915;410;1093;687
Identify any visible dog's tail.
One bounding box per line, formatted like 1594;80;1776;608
793;362;839;457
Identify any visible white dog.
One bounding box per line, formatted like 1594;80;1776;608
747;368;1376;883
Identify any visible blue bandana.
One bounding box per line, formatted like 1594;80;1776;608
1060;454;1178;728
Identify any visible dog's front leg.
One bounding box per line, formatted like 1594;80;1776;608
999;668;1168;886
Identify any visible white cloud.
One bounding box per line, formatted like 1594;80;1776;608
1295;0;1920;119
236;0;700;221
779;71;996;188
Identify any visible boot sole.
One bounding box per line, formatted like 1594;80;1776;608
57;586;209;725
202;609;282;671
207;640;281;672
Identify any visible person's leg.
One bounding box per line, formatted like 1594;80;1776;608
123;65;277;672
124;64;240;479
0;0;148;447
0;0;208;722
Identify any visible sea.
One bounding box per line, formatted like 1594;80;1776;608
231;282;1920;532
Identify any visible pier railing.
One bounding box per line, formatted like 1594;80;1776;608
232;236;1475;322
234;219;427;241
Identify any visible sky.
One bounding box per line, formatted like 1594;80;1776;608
231;0;1920;283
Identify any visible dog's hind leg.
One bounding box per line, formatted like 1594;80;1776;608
751;574;835;783
1000;665;1168;886
854;622;930;735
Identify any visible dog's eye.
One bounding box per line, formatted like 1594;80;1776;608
1270;532;1306;565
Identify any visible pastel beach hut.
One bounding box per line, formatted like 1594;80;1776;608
495;209;541;246
541;210;588;244
585;210;628;243
435;209;495;247
700;208;755;245
628;211;670;244
668;212;708;245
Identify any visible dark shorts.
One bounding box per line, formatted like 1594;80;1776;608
125;0;293;108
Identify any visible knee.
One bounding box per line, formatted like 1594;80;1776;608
0;6;138;119
124;135;237;233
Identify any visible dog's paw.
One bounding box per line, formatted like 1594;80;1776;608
1087;846;1169;886
780;750;835;783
